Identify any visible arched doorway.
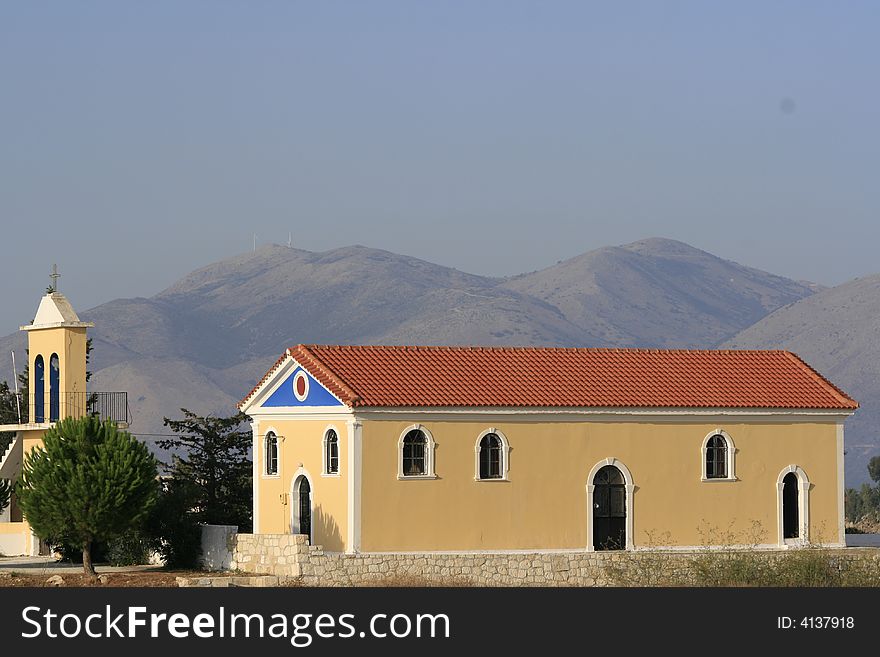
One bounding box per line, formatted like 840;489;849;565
291;472;312;543
592;465;627;550
782;472;799;539
776;465;810;546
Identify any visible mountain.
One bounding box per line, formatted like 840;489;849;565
0;238;819;454
724;275;880;486
503;238;817;348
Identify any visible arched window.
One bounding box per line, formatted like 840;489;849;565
34;355;45;423
705;434;727;479
265;432;279;476
479;434;502;479
324;429;339;475
398;426;436;478
402;429;427;476
49;353;60;422
475;429;510;480
701;430;736;481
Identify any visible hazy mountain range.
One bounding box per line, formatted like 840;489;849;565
1;237;877;485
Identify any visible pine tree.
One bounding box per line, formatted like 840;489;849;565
158;409;252;531
16;416;159;578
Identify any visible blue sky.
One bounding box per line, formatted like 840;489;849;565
1;2;878;333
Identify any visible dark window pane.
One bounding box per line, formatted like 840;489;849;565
265;433;278;476
706;435;727;479
403;429;427;476
326;429;339;474
479;433;503;479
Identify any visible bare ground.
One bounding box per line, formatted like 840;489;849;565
0;570;234;587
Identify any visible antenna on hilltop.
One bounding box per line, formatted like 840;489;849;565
288;232;292;249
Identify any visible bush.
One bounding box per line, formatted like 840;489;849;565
145;478;202;569
105;533;152;567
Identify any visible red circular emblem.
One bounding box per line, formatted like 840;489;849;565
293;371;309;401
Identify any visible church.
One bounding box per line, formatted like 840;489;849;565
0;281;861;558
239;344;858;553
0;284;128;556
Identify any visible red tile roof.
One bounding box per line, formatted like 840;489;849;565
241;345;858;411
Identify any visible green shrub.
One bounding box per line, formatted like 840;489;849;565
145;478;202;569
105;533;152;567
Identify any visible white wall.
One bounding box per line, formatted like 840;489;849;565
0;532;27;556
200;524;238;571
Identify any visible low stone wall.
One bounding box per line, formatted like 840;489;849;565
230;533;880;586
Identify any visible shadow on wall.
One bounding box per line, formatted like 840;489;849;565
313;505;343;552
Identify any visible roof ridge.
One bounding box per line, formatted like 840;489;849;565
301;344;795;354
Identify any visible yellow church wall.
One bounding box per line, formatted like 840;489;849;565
0;522;29;556
0;429;48;555
254;418;348;552
358;417;842;552
26;327;88;423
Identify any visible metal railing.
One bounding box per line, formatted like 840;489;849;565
14;392;130;426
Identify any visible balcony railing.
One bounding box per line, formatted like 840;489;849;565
14;392;130;427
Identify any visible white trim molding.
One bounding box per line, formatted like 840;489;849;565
292;369;310;402
321;424;342;477
347;419;363;554
586;457;635;552
836;422;846;547
700;428;737;482
776;465;810;547
251;421;261;533
397;424;437;480
473;427;511;481
261;426;281;479
290;466;314;545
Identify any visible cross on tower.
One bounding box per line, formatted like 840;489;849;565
49;264;60;292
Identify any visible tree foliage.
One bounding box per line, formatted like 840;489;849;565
158;409;252;531
15;416;159;577
845;455;880;524
868;456;880;485
145;477;203;568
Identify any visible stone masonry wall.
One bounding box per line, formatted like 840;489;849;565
229;533;880;586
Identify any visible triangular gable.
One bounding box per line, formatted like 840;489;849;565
259;364;344;408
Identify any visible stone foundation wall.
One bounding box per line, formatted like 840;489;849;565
229;533;880;586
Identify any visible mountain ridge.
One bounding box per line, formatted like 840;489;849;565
6;237;862;475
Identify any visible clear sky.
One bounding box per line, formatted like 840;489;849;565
1;2;878;334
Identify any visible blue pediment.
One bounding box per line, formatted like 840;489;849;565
261;366;343;408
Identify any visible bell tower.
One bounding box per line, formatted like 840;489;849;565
19;266;93;424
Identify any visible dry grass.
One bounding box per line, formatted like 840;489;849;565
0;570;235;588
